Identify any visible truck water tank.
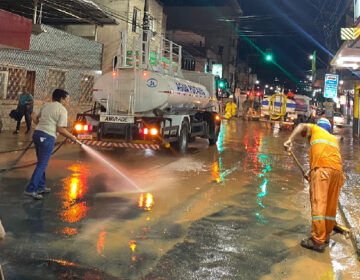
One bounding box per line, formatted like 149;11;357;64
93;69;213;114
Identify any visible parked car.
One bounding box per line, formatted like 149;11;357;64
333;112;345;127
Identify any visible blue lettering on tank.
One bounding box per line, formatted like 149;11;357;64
175;82;206;96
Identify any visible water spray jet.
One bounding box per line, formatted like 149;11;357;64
79;143;143;192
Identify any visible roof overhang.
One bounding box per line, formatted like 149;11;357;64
0;0;116;26
331;40;360;70
331;20;360;70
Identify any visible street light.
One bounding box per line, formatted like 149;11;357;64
309;55;313;60
255;80;260;85
340;80;344;85
265;84;269;88
270;86;273;90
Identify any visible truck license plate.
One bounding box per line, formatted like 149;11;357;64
100;115;135;124
77;134;93;140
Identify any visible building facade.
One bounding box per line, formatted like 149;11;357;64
0;24;103;131
165;0;242;91
65;0;167;74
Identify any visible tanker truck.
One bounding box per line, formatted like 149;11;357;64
72;32;221;153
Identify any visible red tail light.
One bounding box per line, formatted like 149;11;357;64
141;127;158;136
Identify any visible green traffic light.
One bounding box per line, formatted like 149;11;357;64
219;81;225;88
266;54;272;61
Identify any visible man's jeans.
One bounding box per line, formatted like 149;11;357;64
25;130;55;193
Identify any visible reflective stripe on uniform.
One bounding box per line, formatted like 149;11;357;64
310;139;338;149
312;216;325;221
307;125;311;137
312;215;336;221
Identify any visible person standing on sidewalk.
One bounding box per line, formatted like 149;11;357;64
24;89;79;200
283;118;345;252
13;86;34;134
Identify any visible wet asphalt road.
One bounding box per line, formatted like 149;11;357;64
0;119;359;279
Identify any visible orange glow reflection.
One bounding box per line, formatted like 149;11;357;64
61;202;88;223
212;161;221;183
129;240;136;252
59;164;89;231
59;227;78;236
97;231;106;257
138;193;154;211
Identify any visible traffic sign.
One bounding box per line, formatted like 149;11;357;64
324;74;338;98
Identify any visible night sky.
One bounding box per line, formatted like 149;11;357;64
237;0;348;87
163;0;349;89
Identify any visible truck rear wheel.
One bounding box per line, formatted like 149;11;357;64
209;124;219;145
173;121;189;154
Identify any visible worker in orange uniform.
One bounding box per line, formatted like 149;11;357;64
284;118;345;252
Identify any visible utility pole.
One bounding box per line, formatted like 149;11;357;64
33;0;38;24
142;0;150;68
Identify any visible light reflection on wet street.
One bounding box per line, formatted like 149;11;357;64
0;119;359;279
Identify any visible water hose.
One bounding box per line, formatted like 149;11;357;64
0;138;69;174
269;93;287;120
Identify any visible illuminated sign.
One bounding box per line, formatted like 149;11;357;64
212;64;223;78
355;0;360;21
324;74;338;98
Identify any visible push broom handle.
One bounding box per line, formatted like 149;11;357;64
288;151;308;181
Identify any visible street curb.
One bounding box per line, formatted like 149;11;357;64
338;200;360;259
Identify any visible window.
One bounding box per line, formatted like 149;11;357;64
0;65;26;99
46;69;65;96
0;71;9;99
80;74;94;102
132;8;140;33
182;57;196;71
149;18;156;33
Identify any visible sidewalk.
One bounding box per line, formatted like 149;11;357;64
335;127;360;256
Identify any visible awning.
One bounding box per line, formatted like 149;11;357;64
0;10;32;50
330;42;360;70
0;0;116;26
331;22;360;70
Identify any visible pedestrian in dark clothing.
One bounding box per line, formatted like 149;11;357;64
24;89;80;200
13;86;34;134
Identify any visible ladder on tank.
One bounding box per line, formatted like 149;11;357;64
111;30;183;115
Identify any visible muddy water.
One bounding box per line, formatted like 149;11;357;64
0;119;359;279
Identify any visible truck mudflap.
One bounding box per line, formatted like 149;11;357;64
69;139;160;150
